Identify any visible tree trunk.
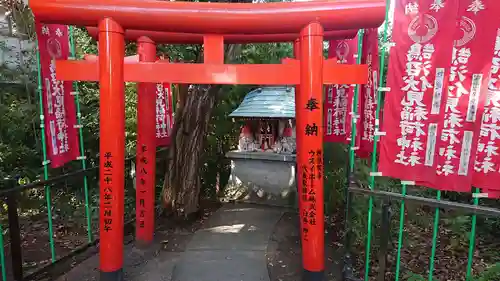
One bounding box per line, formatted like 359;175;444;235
161;84;220;217
160;33;243;218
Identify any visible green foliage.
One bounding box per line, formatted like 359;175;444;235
0;84;40;179
200;85;248;198
0;31;40;180
474;263;500;281
403;272;438;281
239;43;293;64
402;264;500;281
323;143;348;212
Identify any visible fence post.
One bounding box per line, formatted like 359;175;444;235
342;174;359;281
376;200;392;281
6;188;23;281
343;28;365;281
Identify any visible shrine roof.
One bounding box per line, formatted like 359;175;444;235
229;87;295;119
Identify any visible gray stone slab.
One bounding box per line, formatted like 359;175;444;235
126;252;181;281
56;238;180;281
172;250;269;281
56;204;284;281
186;205;284;251
173;204;284;281
226;151;296;162
57;250;180;281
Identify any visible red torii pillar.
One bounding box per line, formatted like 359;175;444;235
83;49;160;246
97;18;126;280
29;1;384;280
298;22;325;280
135;37;157;245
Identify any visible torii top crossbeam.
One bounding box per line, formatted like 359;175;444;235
30;0;385;35
85;27;359;44
30;0;386;85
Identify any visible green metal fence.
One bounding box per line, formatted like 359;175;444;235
0;147;167;281
343;0;500;280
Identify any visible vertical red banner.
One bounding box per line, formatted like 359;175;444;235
156;83;174;147
473;27;500;195
357;28;380;158
428;0;500;192
379;0;459;185
324;38;357;144
35;23;79;168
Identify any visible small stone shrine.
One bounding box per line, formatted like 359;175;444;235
223;86;297;206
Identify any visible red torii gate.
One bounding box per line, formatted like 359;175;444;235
29;0;385;280
82;27;359;247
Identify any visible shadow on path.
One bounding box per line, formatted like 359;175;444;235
55;203;284;281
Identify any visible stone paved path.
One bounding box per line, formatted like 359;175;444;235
56;203;284;281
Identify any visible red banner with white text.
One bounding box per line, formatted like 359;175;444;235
473;27;500;194
423;0;500;192
156;83;174;147
324;38;358;144
379;0;459;185
35;23;79;168
357;28;380;158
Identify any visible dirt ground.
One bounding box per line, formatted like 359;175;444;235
267;208;500;281
1;213;96;281
11;200;499;281
353;207;500;281
8;200;221;281
266;212;344;281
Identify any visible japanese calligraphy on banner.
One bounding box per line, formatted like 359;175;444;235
427;0;500;192
379;0;460;184
156;83;174;147
357;28;380;158
324;38;358;143
35;23;79;168
473;27;500;193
